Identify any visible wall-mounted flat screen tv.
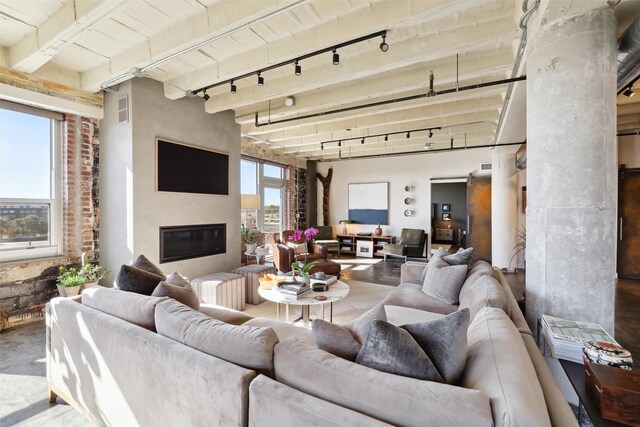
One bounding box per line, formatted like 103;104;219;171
156;138;229;195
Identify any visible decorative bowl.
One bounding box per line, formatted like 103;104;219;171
583;341;633;370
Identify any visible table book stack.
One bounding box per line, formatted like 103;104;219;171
275;282;311;299
541;315;617;364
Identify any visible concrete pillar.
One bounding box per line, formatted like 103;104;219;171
491;151;518;269
526;6;617;334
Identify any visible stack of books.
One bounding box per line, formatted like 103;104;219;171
275;282;311;299
541;315;617;364
311;276;337;287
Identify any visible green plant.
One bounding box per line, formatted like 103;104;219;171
241;224;256;244
57;259;109;287
290;261;318;282
509;226;526;270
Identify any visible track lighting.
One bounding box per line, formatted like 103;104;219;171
230;80;236;94
379;33;389;52
428;130;433;138
202;90;210;101
321;143;324;150
294;60;301;76
406;132;410;139
384;135;388;141
361;138;365;144
332;49;339;65
425;143;433;150
450;137;454;148
623;85;635;97
427;70;436;97
257;72;264;86
338;141;342;147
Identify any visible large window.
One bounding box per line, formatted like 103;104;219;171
0;104;62;262
240;158;284;232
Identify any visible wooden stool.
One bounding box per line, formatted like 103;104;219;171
191;272;245;311
231;265;277;305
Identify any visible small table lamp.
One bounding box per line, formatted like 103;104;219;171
339;219;352;234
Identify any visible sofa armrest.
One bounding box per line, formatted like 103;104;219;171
199;304;253;325
400;261;427;285
308;242;328;259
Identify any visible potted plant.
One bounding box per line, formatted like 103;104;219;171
241;224;258;254
509;226;526;272
56;255;108;297
290;261;318;285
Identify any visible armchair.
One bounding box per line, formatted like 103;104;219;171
382;228;427;262
311;226;340;258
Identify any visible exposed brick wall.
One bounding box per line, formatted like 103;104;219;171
0;114;100;330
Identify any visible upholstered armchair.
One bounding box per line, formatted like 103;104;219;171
311;226;340;258
272;230;328;271
382;228;427;262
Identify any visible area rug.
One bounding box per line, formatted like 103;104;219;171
243;280;393;326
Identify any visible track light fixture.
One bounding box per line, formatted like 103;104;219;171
315;126;442;149
384;135;388;141
450;137;454;148
202;90;210;101
379;33;389;52
428;130;433;138
406;132;410;139
361;138;365;144
321;143;324;150
230;80;237;94
427;70;436;97
623;85;635;97
338;140;342;147
192;30;388;98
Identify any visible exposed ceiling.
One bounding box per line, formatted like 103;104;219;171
0;0;638;161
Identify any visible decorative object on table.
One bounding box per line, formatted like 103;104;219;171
56;254;108;297
585;361;640;426
291;260;319;285
356;240;374;258
442;203;451;212
241;223;258;253
583;341;633;370
348;182;389;225
339;219;352;234
541;314;617;364
404;209;413;217
276;281;311;299
312;282;329;292
315;295;328;301
258;273;285;290
374;223;383;236
442;212;451;220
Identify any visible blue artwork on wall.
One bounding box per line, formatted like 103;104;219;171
348;182;389;225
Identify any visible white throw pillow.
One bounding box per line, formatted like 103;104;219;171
422;256;468;305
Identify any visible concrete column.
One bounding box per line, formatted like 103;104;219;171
526;7;617;334
491;151;518;269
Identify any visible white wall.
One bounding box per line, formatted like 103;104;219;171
316;149;492;254
100;78;241;281
619;135;640;167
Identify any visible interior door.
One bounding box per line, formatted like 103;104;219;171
618;168;640;279
467;175;492;263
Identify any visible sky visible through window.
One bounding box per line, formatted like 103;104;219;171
0;109;51;199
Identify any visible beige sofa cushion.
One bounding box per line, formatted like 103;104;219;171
384;305;444;326
274;339;493;427
459;262;495;302
461;308;551;427
244;317;313;344
383;284;458;315
198;303;254;325
155;299;279;376
459;275;510;320
81;286;168;331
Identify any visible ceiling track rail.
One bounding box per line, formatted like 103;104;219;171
320;140;526;162
254;75;526;127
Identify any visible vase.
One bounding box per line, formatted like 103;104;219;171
81;280;99;292
245;243;256;254
57;284;81;297
300;273;311;286
375;224;382;236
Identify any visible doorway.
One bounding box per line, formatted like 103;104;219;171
431;182;467;250
618;167;640;279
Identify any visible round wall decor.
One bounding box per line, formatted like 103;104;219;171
404;209;413;217
404;197;412;205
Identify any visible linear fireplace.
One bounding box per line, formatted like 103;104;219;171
159;223;226;263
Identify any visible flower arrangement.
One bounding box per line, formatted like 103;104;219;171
288;228;319;242
291;261;318;284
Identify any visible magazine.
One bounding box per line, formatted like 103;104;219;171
541;315;617;364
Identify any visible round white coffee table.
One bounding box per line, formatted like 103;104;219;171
258;280;349;327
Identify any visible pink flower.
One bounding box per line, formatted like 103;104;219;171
288;230;302;241
304;228;319;240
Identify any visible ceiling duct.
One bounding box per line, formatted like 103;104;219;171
617;17;640;93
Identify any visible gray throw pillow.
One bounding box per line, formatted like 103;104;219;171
132;254;165;277
115;264;165;295
152;281;200;310
422;256;468;305
421;247;448;282
312;303;387;361
165;270;190;287
402;308;470;384
356;320;444;382
442;247;474;266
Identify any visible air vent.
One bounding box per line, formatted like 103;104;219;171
118;95;129;124
480;162;492;171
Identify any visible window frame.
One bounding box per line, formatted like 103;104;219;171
240;157;286;232
0;109;63;263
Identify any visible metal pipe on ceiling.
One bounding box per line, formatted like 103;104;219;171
617;17;640;93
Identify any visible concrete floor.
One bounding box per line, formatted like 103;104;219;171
0;262;637;427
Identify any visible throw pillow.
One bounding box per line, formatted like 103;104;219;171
442;247;474;266
312;303;387;361
115;264;165;295
165;270;190;287
131;254;165;277
402;308;470;384
421;247;448;282
355;320;444;382
421;256;468;305
152;281;200;310
287;241;308;255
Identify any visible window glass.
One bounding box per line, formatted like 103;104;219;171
263;187;282;233
263;164;282;179
241;160;257;194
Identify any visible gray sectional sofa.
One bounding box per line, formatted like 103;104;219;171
46;260;577;427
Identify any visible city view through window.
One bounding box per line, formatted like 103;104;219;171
241;160;283;233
